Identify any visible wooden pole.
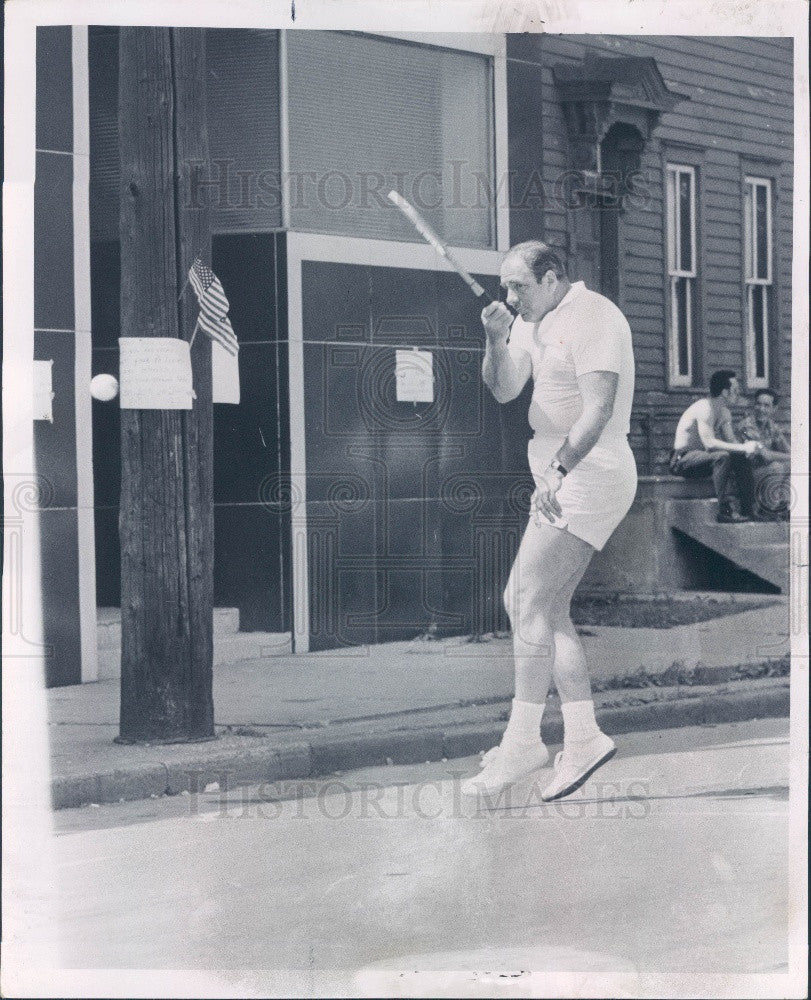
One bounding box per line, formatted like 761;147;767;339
118;27;214;742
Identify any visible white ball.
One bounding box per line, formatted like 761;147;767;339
90;374;119;401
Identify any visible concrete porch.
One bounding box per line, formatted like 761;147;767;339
584;476;789;594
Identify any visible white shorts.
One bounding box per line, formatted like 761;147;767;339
527;435;638;551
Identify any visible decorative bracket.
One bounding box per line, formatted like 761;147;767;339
553;55;690;178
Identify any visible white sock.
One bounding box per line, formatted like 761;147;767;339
561;699;601;744
503;698;545;746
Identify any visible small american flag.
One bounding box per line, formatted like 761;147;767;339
188;258;239;357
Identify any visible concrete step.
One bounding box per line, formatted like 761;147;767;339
98;606;241;649
96;608;290;680
668;500;789;591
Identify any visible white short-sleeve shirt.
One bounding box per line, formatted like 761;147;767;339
508;281;635;443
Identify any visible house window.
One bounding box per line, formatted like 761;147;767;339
665;164;697;386
285;31;494;248
743;177;773;388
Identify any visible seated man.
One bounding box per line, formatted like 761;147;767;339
736;387;791;519
670;370;761;522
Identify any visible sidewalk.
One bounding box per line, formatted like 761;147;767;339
48;596;791;808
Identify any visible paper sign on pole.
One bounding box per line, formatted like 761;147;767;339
119;337;194;410
212;340;240;404
33;359;54;422
395;348;434;403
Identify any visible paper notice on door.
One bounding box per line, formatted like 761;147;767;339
119;337;194;410
33;359;54;421
395;349;433;403
212;340;240;404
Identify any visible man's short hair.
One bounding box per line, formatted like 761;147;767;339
709;370;737;397
754;387;778;404
507;241;568;283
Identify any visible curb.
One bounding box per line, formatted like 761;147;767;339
50;682;790;810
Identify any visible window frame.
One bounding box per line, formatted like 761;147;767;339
665;162;699;388
743;175;774;389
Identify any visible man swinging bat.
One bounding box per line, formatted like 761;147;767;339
460;242;637;801
385;194;635;801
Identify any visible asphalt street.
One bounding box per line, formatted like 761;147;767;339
46;719;791;997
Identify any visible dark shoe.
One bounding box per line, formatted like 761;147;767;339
717;501;747;523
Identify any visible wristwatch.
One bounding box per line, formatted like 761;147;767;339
549;458;568;477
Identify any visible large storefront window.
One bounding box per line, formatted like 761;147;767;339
286;31;495;248
89;27;282;239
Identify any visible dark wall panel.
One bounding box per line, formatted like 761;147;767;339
213;341;282;505
214;504;288;632
305;501;377;651
36;27;73;152
34;330;79;509
301;261;522;649
212;234;281;343
302;261;371;343
369;267;438;346
40;508;82;687
34;152;75;331
94;506;120;607
301;343;388;506
35;28;81;686
90;241;121;348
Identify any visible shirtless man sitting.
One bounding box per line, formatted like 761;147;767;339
670;370;761;522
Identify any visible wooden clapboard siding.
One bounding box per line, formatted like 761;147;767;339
507;33;793;470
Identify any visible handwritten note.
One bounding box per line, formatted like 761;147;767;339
213;340;240;404
119;338;194;410
395;349;433;403
33;359;54;421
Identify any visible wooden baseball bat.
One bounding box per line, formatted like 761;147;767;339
387;190;500;306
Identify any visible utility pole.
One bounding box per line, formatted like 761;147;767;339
117;28;214;741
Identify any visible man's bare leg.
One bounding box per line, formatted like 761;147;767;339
507;523;594;703
542;546;618;801
462;523;594;796
549;551;597;703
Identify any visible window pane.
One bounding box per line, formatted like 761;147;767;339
743;184;754;281
679;171;692;272
666;170;678;271
206;30;282;233
89;27;120;241
755;183;769;280
752;285;767;379
675;276;691;377
287;31;493;247
90;28;283;237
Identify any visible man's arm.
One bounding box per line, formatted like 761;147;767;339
554;370;618;473
758;441;791;463
697;407;757;455
481;302;531;403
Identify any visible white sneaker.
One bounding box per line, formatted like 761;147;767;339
460;741;549;798
541;732;616;802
